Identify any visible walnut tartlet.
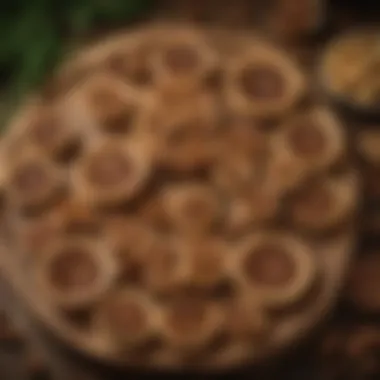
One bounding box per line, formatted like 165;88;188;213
225;43;305;119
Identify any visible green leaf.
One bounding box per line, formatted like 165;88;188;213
0;0;156;109
65;3;96;35
93;0;154;22
1;6;49;60
10;16;61;101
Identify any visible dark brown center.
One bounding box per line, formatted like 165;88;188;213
50;248;98;292
87;150;133;188
244;243;295;287
106;108;134;133
164;45;200;73
92;90;134;132
106;299;147;335
167;124;191;145
295;185;332;218
12;163;49;195
289;121;326;157
168;299;207;334
239;65;285;100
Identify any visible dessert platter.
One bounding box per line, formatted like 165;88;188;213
0;23;360;372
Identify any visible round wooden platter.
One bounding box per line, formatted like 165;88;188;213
0;23;360;373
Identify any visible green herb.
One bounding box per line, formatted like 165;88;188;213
0;0;154;124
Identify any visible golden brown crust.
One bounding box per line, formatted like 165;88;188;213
149;27;219;94
181;237;229;290
225;184;281;234
225;43;305;119
229;232;317;309
72;138;152;206
94;290;161;350
161;183;222;235
160;297;224;351
10;101;82;159
140;237;188;295
212;153;261;196
64;72;149;137
142;93;221;172
101;34;156;88
14;212;64;261
290;172;359;232
102;216;156;282
267;107;345;192
33;237;117;311
4;149;66;212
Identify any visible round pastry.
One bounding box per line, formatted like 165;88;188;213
290;171;359;233
229;231;317;310
320;28;380;114
95;290;162;350
33;237;117;311
267;107;346;192
225;42;305;119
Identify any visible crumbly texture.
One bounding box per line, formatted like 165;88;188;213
320;29;380;110
0;24;358;370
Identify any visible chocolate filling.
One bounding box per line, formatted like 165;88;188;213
244;243;295;287
289;121;326;157
87;150;134;188
50;248;98;292
239;65;285;100
164;45;200;73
